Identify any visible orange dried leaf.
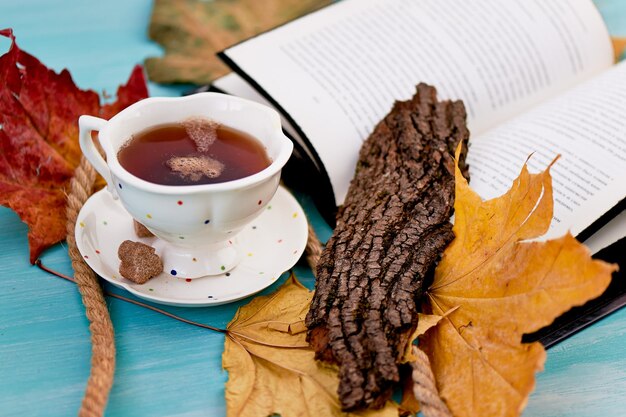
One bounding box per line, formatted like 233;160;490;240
223;275;399;417
420;148;617;417
612;36;626;62
401;313;444;364
0;29;148;263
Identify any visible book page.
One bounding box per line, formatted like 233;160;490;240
468;61;626;239
212;73;321;172
223;0;612;204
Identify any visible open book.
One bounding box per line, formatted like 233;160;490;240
209;0;625;251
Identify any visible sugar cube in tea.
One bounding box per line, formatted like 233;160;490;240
183;117;218;152
166;155;224;182
117;117;271;186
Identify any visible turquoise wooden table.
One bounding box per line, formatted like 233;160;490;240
0;1;625;416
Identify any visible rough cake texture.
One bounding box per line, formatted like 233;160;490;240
305;83;470;410
133;220;154;238
118;240;163;284
182;116;219;152
166;155;224;181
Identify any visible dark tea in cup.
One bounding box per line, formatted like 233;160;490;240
117;117;271;186
79;92;293;278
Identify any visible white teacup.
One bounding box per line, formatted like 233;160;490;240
78;93;293;279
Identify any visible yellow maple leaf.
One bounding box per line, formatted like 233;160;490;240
612;36;626;62
397;313;443;415
223;275;399;417
420;149;617;417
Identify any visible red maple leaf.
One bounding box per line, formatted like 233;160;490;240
0;28;148;263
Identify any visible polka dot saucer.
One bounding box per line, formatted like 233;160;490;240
75;186;308;307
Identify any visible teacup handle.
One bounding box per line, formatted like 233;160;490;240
78;115;117;198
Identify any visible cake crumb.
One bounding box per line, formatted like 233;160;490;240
182;117;219;152
133;220;154;238
166;155;224;182
118;240;163;284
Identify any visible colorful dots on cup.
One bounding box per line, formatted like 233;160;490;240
225;272;231;277
247;253;253;257
170;269;177;276
192;257;197;262
95;250;101;254
146;214;152;219
118;183;123;189
277;239;283;243
103;221;108;225
79;222;85;228
179;236;185;240
204;219;210;224
177;200;183;205
267;205;272;210
292;212;298;218
220;265;226;271
149;288;154;292
258;200;262;205
185;278;192;283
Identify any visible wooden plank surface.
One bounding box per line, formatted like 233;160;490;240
0;1;624;416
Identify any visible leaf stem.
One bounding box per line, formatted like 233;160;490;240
36;259;227;334
227;329;310;349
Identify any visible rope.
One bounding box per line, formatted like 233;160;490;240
410;345;452;417
66;156;116;417
305;221;323;277
64;161;447;417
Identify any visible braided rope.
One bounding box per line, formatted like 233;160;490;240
66;161;447;417
410;345;452;417
66;156;115;417
305;221;323;278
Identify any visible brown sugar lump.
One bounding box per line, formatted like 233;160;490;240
133;220;154;238
166;155;224;182
182;116;219;152
118;240;163;284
